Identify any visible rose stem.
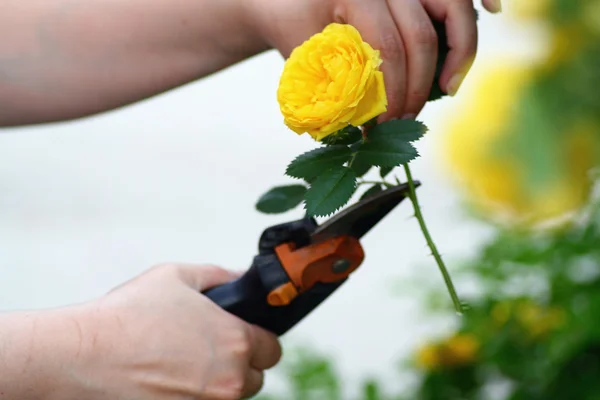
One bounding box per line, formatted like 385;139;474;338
403;163;463;314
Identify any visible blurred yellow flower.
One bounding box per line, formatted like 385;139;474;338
507;0;551;20
415;343;440;370
415;333;480;371
440;63;600;227
277;23;387;141
445;334;480;364
492;299;566;338
516;301;566;338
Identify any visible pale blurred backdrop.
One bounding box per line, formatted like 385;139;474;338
0;4;542;397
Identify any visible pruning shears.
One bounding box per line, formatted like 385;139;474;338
202;181;420;336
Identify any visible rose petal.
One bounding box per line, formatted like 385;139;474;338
349;70;387;127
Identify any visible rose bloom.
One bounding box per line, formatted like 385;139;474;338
277;23;387;141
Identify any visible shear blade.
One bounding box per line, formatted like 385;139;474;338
310;181;420;243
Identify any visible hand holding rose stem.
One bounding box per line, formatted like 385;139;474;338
257;23;465;313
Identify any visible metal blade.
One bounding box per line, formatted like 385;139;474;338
310;181;421;243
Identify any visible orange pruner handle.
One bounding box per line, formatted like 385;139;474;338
267;235;364;306
202;217;365;336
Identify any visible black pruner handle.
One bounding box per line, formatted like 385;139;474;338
201;217;348;336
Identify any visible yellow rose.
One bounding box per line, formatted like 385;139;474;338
277;23;387;141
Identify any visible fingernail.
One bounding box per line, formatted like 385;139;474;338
402;113;416;120
489;0;502;13
446;73;466;97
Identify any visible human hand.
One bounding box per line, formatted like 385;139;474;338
65;264;282;400
250;0;501;120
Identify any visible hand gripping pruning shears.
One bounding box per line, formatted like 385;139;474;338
202;182;420;336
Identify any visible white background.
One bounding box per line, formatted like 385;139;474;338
0;5;541;396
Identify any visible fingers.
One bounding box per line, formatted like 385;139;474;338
481;0;502;13
233;325;280;399
247;325;283;370
169;263;240;291
421;0;478;96
347;0;408;120
387;0;438;118
242;369;264;399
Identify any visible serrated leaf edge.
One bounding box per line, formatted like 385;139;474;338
304;167;357;217
285;145;352;179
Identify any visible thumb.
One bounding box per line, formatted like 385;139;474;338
176;263;242;291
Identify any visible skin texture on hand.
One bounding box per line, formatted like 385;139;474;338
0;264;282;400
0;0;268;126
0;0;499;127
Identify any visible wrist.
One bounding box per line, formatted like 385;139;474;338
0;305;97;400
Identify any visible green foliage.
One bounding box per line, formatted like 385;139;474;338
255;184;307;214
368;119;428;142
304;166;357;217
350;157;372;177
286;146;352;181
253;348;341;400
353;136;419;168
353;120;424;167
256;119;426;217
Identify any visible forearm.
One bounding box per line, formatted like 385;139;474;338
0;307;89;400
0;0;267;126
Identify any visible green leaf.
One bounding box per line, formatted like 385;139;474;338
351;157;371;177
360;184;383;201
321;126;363;145
286;145;352;180
304;166;357;217
368;119;428;142
354;140;419;167
353;120;424;167
380;166;394;178
255;184;307;214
